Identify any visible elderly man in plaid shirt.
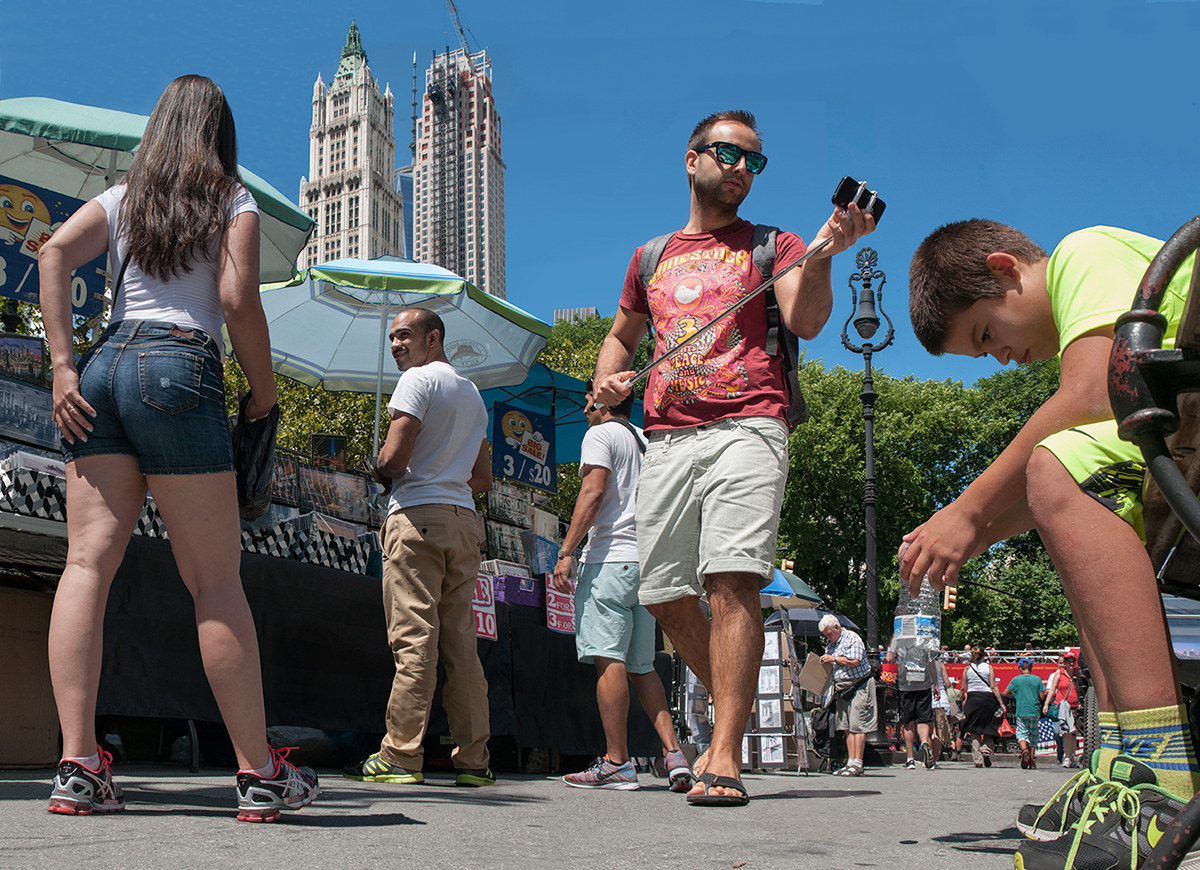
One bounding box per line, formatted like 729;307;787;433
819;613;877;776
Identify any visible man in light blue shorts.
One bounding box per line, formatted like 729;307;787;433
551;382;692;792
593;110;873;805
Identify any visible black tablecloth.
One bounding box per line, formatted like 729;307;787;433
95;535;666;755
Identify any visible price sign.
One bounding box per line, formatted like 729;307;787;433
546;579;576;635
491;401;556;494
472;572;498;641
474;608;498;641
0;175;107;319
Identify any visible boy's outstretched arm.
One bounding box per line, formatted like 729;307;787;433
899;330;1115;593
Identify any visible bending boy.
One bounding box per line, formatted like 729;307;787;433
903;220;1199;869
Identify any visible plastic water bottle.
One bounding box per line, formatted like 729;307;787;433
893;564;942;688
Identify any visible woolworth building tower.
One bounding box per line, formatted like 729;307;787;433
299;22;405;268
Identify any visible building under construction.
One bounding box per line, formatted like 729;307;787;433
414;47;506;299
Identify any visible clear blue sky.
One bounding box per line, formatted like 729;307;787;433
4;0;1198;385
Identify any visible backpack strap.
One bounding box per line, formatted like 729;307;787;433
111;254;131;311
607;417;646;454
638;232;675;290
752;224;807;428
753;225;780;355
637;224;807;428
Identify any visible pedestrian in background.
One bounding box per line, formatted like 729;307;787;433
552;381;691;792
1005;657;1047;769
343;308;495;788
820;615;877;776
961;645;1005;767
1044;652;1081;768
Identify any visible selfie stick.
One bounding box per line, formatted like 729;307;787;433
593;235;832;410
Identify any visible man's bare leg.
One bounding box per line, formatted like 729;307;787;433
594;657;632;764
646;595;712;691
628;670;683;755
846;731;866;766
646;595;713;773
902;721;917;761
681;571;763;797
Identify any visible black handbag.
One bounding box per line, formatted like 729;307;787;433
230;391;279;522
834;674;871;701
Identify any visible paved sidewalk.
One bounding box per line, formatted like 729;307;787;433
1;757;1074;870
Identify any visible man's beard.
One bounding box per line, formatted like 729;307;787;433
693;171;748;214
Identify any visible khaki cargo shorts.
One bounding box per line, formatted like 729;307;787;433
635;416;789;606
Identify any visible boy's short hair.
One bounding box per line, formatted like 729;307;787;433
908;219;1048;354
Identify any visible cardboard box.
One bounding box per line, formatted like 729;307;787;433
0;586;59;767
798;652;833;697
479;558;531;578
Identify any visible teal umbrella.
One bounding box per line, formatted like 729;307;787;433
0;96;314;318
761;568;822;607
253;256;551;454
479;363;644;465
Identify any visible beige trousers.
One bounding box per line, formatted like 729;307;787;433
379;504;490;771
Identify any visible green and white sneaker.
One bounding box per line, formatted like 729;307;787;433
342;752;424;784
1014;755;1200;870
456;767;496;787
1016;751;1105;841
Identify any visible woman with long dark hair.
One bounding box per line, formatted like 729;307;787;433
961;644;1005;767
39;75;318;821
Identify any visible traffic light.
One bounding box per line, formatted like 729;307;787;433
943;585;957;610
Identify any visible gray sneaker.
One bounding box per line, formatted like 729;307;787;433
664;749;693;793
236;748;319;822
48;749;125;815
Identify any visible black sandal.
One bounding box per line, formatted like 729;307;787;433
686;772;749;807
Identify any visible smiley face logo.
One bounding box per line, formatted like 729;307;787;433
0;184;51;238
500;409;533;446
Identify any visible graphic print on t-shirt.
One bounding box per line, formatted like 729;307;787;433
647;246;752;414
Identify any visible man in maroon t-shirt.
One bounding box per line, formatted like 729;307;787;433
593;110;874;804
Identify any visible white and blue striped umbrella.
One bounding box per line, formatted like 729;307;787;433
248;256;550;453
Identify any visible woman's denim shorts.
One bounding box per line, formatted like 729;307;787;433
63;320;234;475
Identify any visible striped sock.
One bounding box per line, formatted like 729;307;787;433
1097;711;1121;778
1117;704;1200;798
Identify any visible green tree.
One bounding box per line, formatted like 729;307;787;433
537;314;652;519
778;355;1075;649
223;361;383;471
537;313;652;383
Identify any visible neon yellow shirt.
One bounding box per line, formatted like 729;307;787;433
1048;226;1194;354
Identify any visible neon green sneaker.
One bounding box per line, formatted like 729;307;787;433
455;767;496;787
342;752;424;784
1014;755;1200;870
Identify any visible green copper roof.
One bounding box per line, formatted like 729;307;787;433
335;21;367;79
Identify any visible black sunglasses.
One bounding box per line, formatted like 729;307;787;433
695;141;768;175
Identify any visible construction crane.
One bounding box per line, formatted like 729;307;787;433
445;0;472;58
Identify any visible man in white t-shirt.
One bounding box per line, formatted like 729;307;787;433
343;308;495;787
551;382;692;793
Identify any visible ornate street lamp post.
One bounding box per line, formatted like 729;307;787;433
840;247;894;656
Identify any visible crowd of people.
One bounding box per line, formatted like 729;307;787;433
35;84;1199;868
